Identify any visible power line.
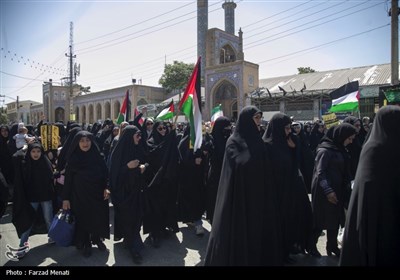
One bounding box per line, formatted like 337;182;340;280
76;1;196;45
256;23;390;65
246;1;384;49
76;1;224;55
240;0;315;32
80;0;376;84
245;0;348;40
0;70;45;82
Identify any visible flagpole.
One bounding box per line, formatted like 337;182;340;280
173;110;180;125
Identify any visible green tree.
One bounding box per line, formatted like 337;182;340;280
297;67;316;74
159;61;195;93
0;112;8;124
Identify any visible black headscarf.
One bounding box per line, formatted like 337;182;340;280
109;125;144;191
231;106;264;157
66;131;105;181
263;113;291;145
0;125;13;183
56;126;82;172
211;116;231;160
318;123;357;152
340;105;400;266
148;121;167;147
24;142;53;184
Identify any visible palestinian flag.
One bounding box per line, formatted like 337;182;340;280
178;57;202;152
210;104;223;129
116;90;130;124
329;81;360;113
134;107;144;125
156;100;175;120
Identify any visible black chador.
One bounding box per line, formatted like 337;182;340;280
340;106;400;266
177;125;205;224
62;131;110;248
205;106;282;266
143;121;179;243
109;125;146;258
206;117;231;224
12;142;54;238
263;113;312;261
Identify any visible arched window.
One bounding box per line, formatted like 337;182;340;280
219;44;236;64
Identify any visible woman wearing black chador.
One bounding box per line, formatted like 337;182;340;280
205;106;282;266
62;131;110;258
310;123;356;258
205;116;231;224
340;106;400;266
263;113;312;263
109;125;147;264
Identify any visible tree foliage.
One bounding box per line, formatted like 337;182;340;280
159;61;195;93
0;112;8;124
297;67;316;74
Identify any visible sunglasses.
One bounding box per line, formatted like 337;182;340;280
147;122;154;126
157;126;167;131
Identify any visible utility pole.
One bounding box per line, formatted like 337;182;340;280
65;22;76;121
16;95;20;122
391;0;399;85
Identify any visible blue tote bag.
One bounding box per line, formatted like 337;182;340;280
48;209;75;247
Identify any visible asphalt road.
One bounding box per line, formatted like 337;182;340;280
1;202;339;268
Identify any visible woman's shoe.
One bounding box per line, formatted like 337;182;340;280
326;246;341;257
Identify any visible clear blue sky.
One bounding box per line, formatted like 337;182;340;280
0;0;392;104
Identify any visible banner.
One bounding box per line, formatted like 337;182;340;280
40;125;59;151
322;113;339;129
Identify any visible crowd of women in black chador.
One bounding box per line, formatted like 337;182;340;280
5;101;399;266
340;105;400;266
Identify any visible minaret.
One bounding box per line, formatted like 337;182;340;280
222;0;236;35
238;28;244;60
197;0;208;84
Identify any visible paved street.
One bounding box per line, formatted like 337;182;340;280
1;203;339;268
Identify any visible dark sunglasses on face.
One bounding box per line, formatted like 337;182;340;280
157;126;167;131
147;122;154;126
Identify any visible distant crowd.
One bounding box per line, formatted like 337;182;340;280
0;104;399;266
